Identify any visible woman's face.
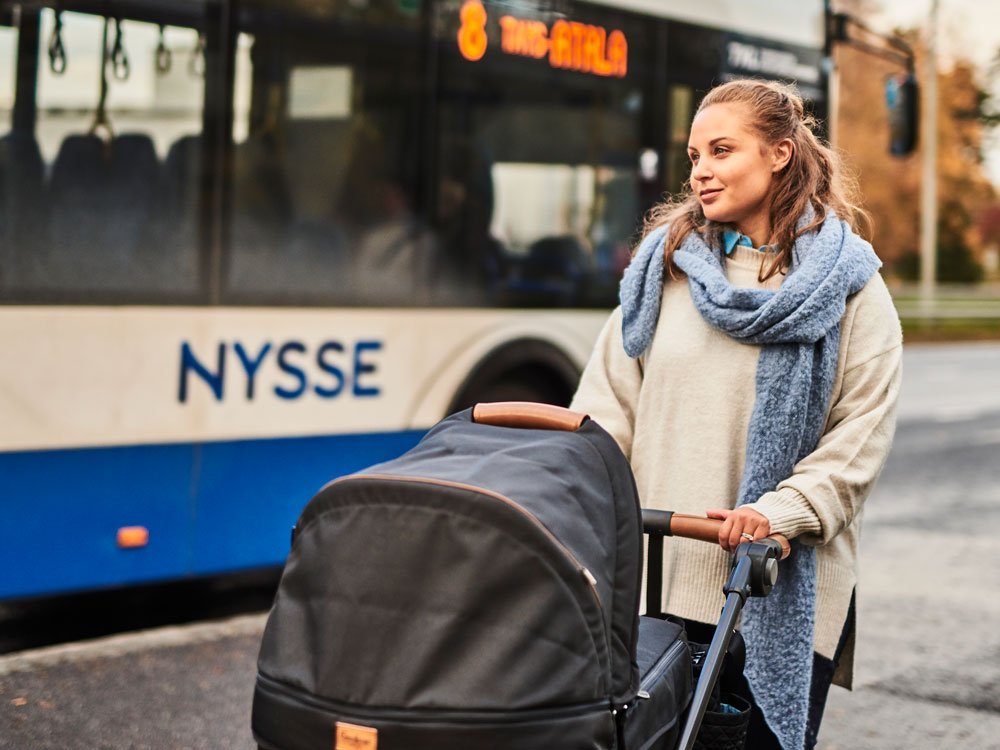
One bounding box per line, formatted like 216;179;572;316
687;103;791;243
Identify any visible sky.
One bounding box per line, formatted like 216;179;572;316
872;0;1000;67
871;0;1000;184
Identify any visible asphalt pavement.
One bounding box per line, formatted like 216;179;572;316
1;342;998;749
818;342;1000;749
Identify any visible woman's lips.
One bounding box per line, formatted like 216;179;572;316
699;188;723;203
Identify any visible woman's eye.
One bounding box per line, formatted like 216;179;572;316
689;153;699;164
713;146;729;156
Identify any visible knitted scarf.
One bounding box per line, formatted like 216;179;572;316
620;210;881;750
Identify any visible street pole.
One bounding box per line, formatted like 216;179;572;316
823;0;839;147
920;0;939;310
827;63;840;147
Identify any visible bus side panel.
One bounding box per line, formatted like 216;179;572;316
0;443;194;600
191;430;425;574
0;430;427;600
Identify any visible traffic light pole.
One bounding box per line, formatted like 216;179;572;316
920;0;940;312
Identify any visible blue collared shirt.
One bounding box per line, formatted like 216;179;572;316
722;230;771;255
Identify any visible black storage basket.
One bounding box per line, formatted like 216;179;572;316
693;694;751;750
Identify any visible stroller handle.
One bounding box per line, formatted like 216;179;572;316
473;401;589;432
646;510;791;560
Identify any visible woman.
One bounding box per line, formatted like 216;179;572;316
570;80;902;749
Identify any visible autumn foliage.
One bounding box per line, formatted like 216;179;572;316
834;26;998;282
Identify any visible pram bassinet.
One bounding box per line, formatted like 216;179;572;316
252;403;782;750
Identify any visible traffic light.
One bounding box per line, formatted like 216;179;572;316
886;74;919;156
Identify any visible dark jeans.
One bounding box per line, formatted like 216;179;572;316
685;591;856;750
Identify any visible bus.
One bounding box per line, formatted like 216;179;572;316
0;0;826;600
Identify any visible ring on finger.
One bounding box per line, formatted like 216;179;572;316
740;532;755;542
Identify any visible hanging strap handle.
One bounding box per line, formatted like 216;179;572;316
88;17;114;141
155;24;172;74
48;10;67;74
472;402;589;432
189;32;206;77
109;17;130;81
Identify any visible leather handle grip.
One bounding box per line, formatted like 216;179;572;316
670;513;791;560
472;402;589;432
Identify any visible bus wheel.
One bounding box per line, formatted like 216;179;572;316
449;340;579;412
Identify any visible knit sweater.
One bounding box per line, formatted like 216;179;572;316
570;244;902;687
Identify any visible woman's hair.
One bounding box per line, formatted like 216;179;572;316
647;79;870;281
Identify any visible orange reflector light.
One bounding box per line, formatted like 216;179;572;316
117;526;149;549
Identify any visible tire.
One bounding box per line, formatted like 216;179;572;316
448;339;580;414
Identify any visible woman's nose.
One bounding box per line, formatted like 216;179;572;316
691;161;712;182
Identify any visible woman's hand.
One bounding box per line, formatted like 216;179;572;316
706;507;772;552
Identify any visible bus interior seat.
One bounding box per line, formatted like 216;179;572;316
285;119;352;222
436;138;503;293
509;234;593;305
44;133;110;290
0;133;46;292
524;235;592;281
0;132;44;211
45;133;161;293
232;135;293;230
153;133;204;292
108;133;160;259
163;134;203;214
226;135;299;295
276;119;352;299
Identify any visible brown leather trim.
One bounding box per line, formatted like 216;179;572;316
336;721;378;750
472;401;589;432
670;513;791;560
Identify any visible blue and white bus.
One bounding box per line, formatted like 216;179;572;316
0;0;826;600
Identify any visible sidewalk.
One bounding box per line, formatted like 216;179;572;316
891;283;1000;318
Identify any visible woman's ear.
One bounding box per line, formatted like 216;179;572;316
771;138;794;173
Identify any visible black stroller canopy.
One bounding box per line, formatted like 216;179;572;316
257;408;644;711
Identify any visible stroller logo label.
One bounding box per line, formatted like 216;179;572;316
335;722;378;750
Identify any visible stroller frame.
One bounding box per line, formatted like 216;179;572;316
641;509;786;750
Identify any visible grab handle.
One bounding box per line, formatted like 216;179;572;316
472;402;589;432
643;509;790;617
644;510;790;559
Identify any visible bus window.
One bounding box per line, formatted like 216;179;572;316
0;8;208;303
666;85;694;194
0;19;10;104
0;14;32;296
226;2;424;305
430;1;650;308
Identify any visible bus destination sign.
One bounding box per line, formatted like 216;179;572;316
457;0;628;78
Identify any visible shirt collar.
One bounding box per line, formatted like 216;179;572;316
722;229;754;256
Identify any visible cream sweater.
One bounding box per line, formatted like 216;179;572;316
570;244;902;687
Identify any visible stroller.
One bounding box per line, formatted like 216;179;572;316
252;402;788;750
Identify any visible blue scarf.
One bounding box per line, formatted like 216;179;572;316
620;210;881;750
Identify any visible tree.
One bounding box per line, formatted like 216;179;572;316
834;19;997;283
897;199;985;283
